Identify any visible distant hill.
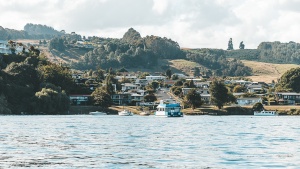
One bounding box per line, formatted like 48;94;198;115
226;41;300;64
0;26;29;40
0;23;62;40
24;23;63;39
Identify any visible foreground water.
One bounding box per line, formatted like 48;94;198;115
0;115;299;168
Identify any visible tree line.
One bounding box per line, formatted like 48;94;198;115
185;48;252;76
226;41;300;64
70;28;251;77
0;23;63;40
0;49;75;114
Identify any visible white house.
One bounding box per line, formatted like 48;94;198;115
130;93;144;102
146;76;166;81
247;84;263;93
236;97;262;106
15;45;29;53
115;75;137;81
194;82;210;88
0;40;11;54
235;80;251;85
121;83;138;92
135;79;148;87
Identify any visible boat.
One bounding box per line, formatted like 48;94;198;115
140;111;150;116
118;109;133;116
254;110;278;116
155;100;183;117
89;111;107;115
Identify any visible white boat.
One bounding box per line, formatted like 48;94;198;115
254;110;278;116
118;109;133;116
140;111;150;116
155;100;183;117
89;111;107;115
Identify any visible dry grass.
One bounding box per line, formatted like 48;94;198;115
168;59;202;75
169;59;200;68
242;60;300;83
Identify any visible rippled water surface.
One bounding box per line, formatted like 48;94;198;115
0;115;300;168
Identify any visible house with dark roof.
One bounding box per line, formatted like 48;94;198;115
275;92;300;105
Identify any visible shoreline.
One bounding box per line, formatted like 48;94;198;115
4;105;300;116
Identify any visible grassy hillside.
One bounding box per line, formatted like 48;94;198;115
242;60;300;83
168;59;203;75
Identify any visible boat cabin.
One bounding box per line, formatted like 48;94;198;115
155;100;183;117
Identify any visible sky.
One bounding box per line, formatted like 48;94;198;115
1;0;300;49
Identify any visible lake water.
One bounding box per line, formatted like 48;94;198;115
0;115;299;168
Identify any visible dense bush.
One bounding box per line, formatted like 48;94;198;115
186;49;252;76
227;41;300;64
0;53;75;114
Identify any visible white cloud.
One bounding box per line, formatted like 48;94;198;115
0;0;300;49
152;0;169;15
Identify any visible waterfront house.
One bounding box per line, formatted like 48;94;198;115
275;92;300;105
201;93;211;104
131;93;144;102
236;97;262;106
70;94;92;105
126;89;147;105
111;93;132;105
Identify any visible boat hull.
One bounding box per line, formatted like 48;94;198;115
118;110;133;116
140;112;150;116
155;111;183;117
89;111;107;115
254;110;277;116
